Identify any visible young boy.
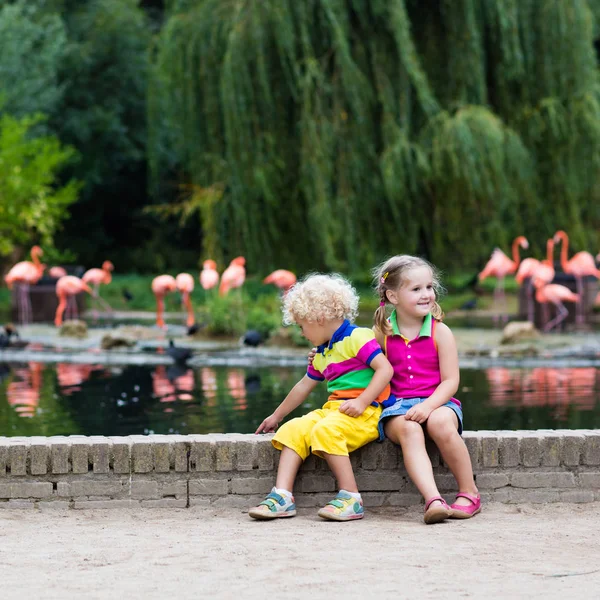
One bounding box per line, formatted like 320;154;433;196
250;273;393;521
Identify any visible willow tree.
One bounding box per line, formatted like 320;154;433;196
150;0;600;273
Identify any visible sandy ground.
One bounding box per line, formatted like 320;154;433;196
1;503;599;599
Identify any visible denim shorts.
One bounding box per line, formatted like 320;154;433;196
377;396;463;441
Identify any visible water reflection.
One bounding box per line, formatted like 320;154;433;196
486;367;597;420
7;362;42;417
0;362;598;436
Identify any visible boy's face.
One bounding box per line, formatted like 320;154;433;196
295;318;330;346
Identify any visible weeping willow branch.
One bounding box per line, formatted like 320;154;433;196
148;0;600;271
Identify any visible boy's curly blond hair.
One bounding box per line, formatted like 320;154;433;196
282;273;359;325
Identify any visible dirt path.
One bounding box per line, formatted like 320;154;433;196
1;502;599;599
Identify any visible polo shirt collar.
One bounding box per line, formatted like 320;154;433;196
389;310;432;338
316;319;352;354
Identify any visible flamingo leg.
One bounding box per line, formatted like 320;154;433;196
526;281;535;324
55;295;67;327
156;294;166;329
181;293;195;328
544;301;568;332
575;277;584;324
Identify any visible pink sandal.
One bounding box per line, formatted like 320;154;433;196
449;492;481;519
423;496;451;524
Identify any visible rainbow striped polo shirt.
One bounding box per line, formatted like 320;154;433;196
306;320;390;404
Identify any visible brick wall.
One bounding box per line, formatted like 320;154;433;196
0;431;598;509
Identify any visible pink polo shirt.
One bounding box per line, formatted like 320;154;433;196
385;312;461;407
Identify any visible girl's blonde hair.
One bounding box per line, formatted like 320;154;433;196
372;255;445;335
282;273;359;325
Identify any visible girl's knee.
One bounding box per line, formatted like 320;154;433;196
427;408;459;441
385;417;423;444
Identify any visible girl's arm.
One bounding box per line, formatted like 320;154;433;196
255;375;320;433
339;353;393;417
405;322;459;422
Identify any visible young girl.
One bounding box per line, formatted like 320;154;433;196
374;255;480;524
250;273;393;522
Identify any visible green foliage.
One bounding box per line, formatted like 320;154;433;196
0;1;67;118
150;0;600;273
202;293;247;336
0;112;80;256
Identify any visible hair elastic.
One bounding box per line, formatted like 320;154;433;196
379;301;386;307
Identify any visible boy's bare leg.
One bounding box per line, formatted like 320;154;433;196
275;446;304;492
321;453;358;493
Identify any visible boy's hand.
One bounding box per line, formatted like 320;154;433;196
338;397;367;418
255;414;280;434
307;347;317;365
404;403;432;424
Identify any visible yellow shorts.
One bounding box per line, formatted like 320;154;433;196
272;400;382;460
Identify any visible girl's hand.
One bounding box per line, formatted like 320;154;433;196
307;347;317;365
338;398;366;418
404;403;432;424
255;414;280;434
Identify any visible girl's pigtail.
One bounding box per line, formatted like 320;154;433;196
374;300;391;336
431;300;444;321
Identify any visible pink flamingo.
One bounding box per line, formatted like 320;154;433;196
553;231;600;324
4;246;46;324
479;236;528;322
532;279;580;332
82;260;114;312
219;256;246;296
151;275;177;329
54;276;93;327
199;260;220;290
515;238;555;324
263;269;297;294
176;273;196;328
49;266;67;279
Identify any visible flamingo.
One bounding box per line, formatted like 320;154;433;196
175;273;195;328
219;256;246;296
515;238;555;324
479;236;528;323
532;278;580;332
199;260;220;290
151;275;177;329
54;276;93;327
263;269;297;294
82;260;114;313
49;266;67;279
553;231;600;324
4;246;46;324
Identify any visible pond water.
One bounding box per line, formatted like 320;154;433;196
0;361;599;436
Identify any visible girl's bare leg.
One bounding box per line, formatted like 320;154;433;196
385;416;442;505
426;407;478;507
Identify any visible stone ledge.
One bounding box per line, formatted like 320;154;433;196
0;431;597;508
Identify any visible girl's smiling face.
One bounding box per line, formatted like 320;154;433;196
389;266;436;317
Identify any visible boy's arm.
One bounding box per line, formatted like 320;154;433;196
405;322;460;423
339;353;393;417
255;375;320;433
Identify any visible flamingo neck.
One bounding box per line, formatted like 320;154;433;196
555;232;568;270
511;239;522;267
545;240;554;265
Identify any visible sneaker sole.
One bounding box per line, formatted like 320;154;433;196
317;509;364;522
248;509;297;520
